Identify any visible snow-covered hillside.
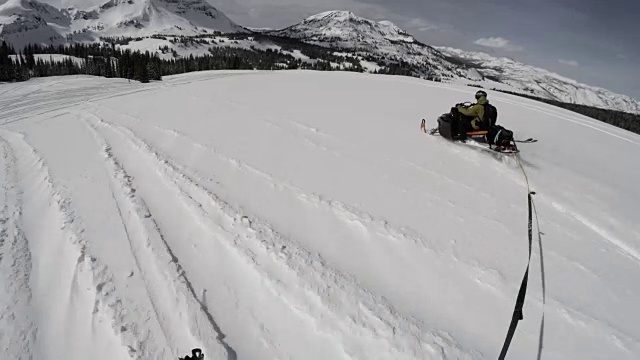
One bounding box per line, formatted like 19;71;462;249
1;71;639;360
0;0;244;49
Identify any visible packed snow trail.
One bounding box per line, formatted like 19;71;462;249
0;71;639;359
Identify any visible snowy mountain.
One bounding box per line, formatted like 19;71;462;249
437;46;640;114
269;11;640;114
1;71;639;360
0;0;245;48
0;0;69;48
70;0;246;37
272;10;416;45
270;10;462;80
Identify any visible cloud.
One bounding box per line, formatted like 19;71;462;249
473;37;523;51
405;17;438;32
559;59;579;67
617;53;628;60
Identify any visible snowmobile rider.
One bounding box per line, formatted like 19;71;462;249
456;90;490;131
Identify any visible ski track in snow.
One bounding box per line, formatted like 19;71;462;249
0;135;36;360
0;128;134;360
0;72;639;359
80;108;476;359
82;116;234;360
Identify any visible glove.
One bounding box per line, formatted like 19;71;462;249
471;119;483;130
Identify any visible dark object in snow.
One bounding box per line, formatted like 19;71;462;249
179;348;204;360
420;114;523;154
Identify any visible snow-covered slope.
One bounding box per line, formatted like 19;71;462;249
1;71;639;360
271;11;640;114
0;0;245;48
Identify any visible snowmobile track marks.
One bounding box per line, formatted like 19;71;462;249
83;114;236;360
83;110;476;360
0;134;36;360
0;129;136;360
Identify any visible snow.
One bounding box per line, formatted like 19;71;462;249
1;71;639;360
465;68;483;81
360;59;381;72
273;49;308;63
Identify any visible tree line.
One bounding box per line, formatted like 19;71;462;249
0;38;371;84
1;41;160;82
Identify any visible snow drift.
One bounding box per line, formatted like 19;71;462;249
0;71;639;360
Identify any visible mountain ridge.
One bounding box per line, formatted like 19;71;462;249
0;0;245;49
1;4;638;113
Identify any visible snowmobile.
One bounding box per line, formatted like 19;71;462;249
420;102;536;154
179;348;204;360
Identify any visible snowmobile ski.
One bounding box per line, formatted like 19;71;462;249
421;119;439;135
514;138;538;144
461;140;520;154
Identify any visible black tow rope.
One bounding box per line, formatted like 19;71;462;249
498;190;536;359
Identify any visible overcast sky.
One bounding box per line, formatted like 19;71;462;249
210;0;640;100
